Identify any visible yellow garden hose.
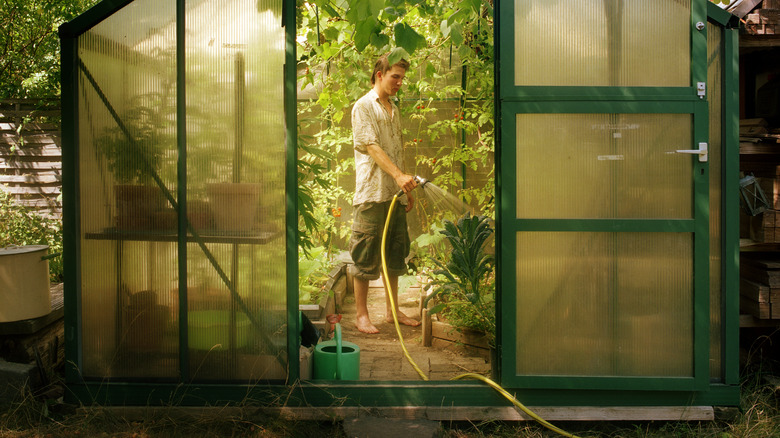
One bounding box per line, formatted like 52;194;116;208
380;192;580;438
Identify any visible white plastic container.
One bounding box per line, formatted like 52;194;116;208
0;245;51;322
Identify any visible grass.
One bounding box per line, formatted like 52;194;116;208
1;352;779;437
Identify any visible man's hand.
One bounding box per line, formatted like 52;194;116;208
395;173;417;194
405;192;414;212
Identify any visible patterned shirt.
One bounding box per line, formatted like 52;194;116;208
351;88;406;205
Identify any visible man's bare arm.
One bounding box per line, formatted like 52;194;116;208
366;144;417;193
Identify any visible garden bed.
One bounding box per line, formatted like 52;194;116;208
421;309;491;360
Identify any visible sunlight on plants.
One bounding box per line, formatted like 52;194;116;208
296;0;495;315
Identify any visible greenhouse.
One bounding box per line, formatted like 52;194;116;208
59;0;741;419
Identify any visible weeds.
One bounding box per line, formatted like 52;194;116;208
2;358;779;437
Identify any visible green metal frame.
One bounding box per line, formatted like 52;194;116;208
497;0;730;395
59;0;740;407
709;2;741;388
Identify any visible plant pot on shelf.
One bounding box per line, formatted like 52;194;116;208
206;183;261;233
115;184;166;231
187;199;214;232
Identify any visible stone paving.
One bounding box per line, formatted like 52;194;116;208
336;278;491;381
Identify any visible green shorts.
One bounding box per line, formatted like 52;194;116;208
348;201;410;281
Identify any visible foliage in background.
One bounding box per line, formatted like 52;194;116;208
296;0;495;272
0;188;63;282
298;246;337;304
1;0;100;99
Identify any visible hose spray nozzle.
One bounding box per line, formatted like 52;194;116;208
414;175;428;188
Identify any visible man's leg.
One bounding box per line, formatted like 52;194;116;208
384;274;420;327
354;276;379;333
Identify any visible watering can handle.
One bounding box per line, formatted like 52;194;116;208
335;323;342;380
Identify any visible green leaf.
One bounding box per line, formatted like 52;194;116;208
449;21;464;46
387;47;411;67
384;6;401;19
460;0;481;14
323;27;340;42
425;62;437;78
457;44;472;60
320;3;340;18
394;22;427;55
369;0;384;17
370;32;390;50
440;19;451;38
354;17;378;52
429;303;447;315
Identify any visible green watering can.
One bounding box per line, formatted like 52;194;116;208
313;322;360;380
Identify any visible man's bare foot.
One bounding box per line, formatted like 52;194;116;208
386;311;421;327
356;315;379;334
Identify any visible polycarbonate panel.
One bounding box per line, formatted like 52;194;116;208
708;22;723;380
516;232;693;377
514;0;690;86
516;114;692;219
185;0;287;381
77;0;179;379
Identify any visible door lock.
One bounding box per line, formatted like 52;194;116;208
675;142;708;162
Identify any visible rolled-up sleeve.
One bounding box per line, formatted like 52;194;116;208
352;103;378;154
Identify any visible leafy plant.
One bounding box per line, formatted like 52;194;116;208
0;188;63;282
298;246;336;304
424;212;495;343
95;92;174;186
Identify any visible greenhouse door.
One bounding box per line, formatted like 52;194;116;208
498;0;710;390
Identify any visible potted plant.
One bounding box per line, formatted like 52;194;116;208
422;213;496;348
97;91;175;231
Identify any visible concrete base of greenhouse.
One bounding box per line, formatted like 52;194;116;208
98;404;716;422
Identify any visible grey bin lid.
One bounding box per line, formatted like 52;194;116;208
0;245;49;256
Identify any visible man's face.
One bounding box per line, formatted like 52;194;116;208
377;65;406;97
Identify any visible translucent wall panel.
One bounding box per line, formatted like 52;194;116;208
516;232;693;377
185;0;287;381
516;114;692;219
78;0;179;379
514;0;690;87
708;22;723;380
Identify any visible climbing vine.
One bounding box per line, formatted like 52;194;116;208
296;0;494;258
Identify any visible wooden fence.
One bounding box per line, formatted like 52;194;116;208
0;99;62;219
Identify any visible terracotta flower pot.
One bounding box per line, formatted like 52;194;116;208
115;184;166;230
206;183;261;232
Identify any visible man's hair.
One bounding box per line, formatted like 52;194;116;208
370;54;410;85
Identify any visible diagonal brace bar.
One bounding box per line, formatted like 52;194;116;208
78;59;285;364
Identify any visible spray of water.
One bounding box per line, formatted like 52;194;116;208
406;181;480;240
418;182;476;218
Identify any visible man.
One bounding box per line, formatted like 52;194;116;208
349;54;420;334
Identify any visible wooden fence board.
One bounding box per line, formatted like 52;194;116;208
2;186;61;195
0;175;61;184
0;161;62;170
0;99;62;218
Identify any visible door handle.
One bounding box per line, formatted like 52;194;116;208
675;142;708;162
